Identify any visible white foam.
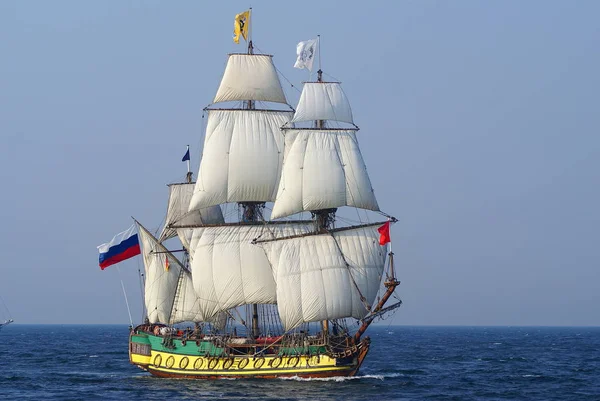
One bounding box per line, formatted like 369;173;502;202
280;373;403;382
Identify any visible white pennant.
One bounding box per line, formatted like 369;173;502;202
294;39;318;72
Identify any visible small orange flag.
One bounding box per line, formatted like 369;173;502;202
165;257;170;271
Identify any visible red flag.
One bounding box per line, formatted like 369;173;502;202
378;222;391;245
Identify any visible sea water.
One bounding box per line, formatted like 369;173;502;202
1;325;599;400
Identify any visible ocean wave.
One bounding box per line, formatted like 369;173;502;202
280;373;404;382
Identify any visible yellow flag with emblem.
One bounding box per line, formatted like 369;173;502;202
233;10;250;44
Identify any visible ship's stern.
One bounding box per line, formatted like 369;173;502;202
129;328;152;370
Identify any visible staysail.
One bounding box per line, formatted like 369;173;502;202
137;221;205;324
189;223;313;320
159;183;224;243
258;224;388;331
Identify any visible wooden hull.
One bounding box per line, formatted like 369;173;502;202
129;330;370;379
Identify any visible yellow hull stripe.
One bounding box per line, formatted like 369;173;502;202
131;350;354;376
130;353;151;365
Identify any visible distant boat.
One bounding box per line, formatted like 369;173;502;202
0;296;13;331
0;319;14;331
119;11;402;379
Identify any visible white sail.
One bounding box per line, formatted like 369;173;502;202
137;222;182;324
259;225;387;331
190;223;313;320
213;54;287;104
137;222;207;324
271;129;379;219
177;228;194;253
169;269;205;324
291;82;354;125
188;110;293;210
159;183;224;243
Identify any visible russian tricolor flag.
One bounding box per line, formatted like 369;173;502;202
97;225;141;270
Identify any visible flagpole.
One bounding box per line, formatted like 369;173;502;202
116;265;134;328
187;145;191;175
388;218;392;255
318;35;322;72
388;218;395;279
248;7;253;54
184;145;193;183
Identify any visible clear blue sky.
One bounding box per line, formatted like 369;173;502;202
1;0;598;325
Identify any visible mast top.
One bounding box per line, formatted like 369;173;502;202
248;8;253;55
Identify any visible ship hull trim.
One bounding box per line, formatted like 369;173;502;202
129;329;370;379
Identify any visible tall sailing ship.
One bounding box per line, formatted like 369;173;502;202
121;11;402;379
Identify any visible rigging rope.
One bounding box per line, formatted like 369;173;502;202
328;232;371;312
116;265;134;328
253;45;302;95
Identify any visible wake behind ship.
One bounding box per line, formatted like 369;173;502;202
99;10;402;379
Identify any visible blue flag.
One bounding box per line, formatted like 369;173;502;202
182;148;190;162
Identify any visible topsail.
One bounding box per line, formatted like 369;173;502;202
188;110;293;210
271;129;379;219
159;183;224;243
